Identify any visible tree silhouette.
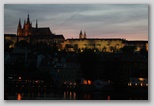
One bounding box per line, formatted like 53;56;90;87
120;45;137;54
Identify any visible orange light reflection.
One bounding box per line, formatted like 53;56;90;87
17;93;22;100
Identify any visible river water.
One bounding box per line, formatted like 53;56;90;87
6;90;148;100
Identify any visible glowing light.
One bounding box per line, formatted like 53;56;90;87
9;45;13;48
140;83;143;86
35;80;39;83
83;80;87;85
64;92;66;99
128;82;132;86
135;83;137;86
130;83;132;86
70;92;72;99
139;78;144;81
73;92;76;100
17;93;22;100
146;84;148;86
18;77;21;80
88;80;91;85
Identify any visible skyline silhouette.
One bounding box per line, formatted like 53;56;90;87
4;4;148;40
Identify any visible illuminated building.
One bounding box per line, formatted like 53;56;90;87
4;15;148;52
62;31;148;52
16;14;65;44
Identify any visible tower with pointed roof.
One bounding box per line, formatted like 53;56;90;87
17;19;23;36
17;14;52;37
23;14;32;36
79;30;86;39
79;30;82;39
36;19;38;28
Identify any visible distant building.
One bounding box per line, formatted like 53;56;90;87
5;14;148;53
6;14;65;45
17;14;51;37
125;40;148;51
61;30;148;53
62;31;125;52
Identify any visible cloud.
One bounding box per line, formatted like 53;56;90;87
4;4;148;40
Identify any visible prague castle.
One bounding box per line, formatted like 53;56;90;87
61;30;148;52
15;14;65;44
4;14;148;52
17;14;51;37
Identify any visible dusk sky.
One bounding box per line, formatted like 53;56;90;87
4;4;148;40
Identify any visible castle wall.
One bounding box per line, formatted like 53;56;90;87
62;39;125;52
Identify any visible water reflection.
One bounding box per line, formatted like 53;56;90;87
107;96;110;100
83;93;91;100
17;93;22;100
14;90;147;100
63;91;76;100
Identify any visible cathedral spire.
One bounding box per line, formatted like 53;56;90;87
79;30;83;39
17;18;22;36
84;31;86;39
79;30;82;35
18;18;22;29
36;19;38;28
27;13;30;23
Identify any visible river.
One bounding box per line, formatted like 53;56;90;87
5;90;148;100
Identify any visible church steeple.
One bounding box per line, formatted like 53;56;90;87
79;30;82;35
79;30;86;39
79;30;82;39
36;19;38;28
27;13;30;23
17;18;22;36
18;19;22;28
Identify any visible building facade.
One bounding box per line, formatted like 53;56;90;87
16;14;65;44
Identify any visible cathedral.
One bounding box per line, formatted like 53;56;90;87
4;14;148;52
17;14;51;37
16;14;64;44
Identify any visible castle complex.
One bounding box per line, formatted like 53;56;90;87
4;14;148;52
61;30;148;52
17;14;51;37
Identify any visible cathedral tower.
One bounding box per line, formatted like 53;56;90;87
17;19;23;36
84;31;86;39
79;30;83;39
79;30;86;39
23;14;32;36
